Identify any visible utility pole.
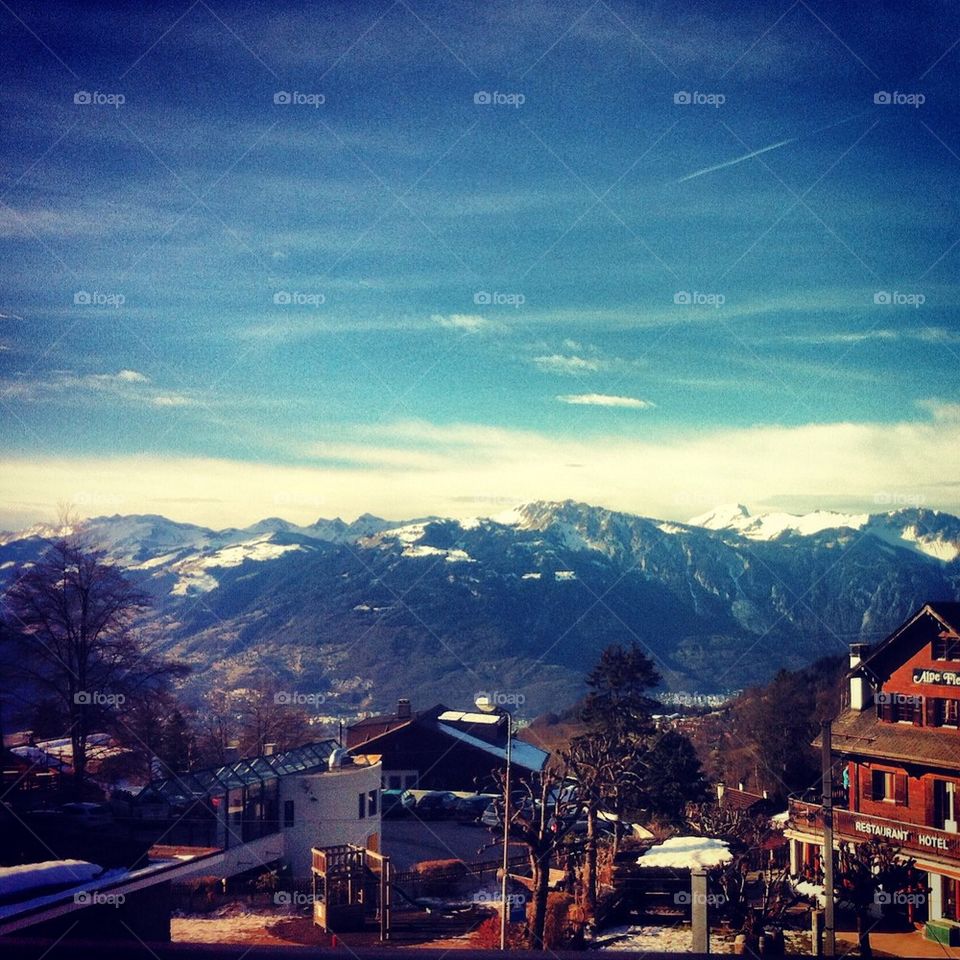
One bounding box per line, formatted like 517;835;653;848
821;719;836;958
500;712;512;950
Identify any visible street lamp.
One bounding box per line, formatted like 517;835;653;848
476;693;512;950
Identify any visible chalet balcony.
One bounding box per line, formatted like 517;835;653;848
788;799;960;864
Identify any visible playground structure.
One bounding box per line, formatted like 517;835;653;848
311;844;392;940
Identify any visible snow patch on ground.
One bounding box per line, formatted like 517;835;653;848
554;570;577;581
637;836;732;869
521;572;541;580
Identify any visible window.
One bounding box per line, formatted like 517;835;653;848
358;792;366;819
876;694;921;724
388;775;401;790
933;635;960;660
403;774;418;788
936;699;960;727
283;800;294;828
368;789;378;817
934;780;957;829
868;769;907;804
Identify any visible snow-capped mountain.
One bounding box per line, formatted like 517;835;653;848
685;503;960;562
2;500;959;714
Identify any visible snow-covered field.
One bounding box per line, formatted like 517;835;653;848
597;923;812;954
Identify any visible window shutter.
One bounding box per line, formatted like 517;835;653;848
895;774;908;806
914;698;924;726
926;697;938;726
863;770;874;802
883;702;895;723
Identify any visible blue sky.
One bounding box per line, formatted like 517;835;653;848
2;0;960;528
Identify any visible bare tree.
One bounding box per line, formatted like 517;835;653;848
485;761;582;950
3;533;164;795
562;732;647;908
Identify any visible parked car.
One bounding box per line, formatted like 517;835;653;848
381;789;413;819
413;791;459;819
454;794;497;823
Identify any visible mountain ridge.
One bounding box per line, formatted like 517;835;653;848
2;499;958;715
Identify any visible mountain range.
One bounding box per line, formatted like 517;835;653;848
2;500;959;716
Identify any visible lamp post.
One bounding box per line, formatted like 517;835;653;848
477;693;512;950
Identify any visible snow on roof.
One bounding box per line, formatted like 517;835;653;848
435;723;548;772
637;836;732;869
0;860;101;900
770;810;790;825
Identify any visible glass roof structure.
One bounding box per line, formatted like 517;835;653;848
139;740;338;803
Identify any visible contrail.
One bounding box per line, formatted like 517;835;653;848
676;138;796;183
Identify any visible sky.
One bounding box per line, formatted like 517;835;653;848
2;0;960;529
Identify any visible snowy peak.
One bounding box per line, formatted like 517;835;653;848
687;504;751;530
685;504;960;562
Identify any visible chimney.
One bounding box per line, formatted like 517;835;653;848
716;782;725;803
762;789;769;800
397;698;411;720
849;643;872;711
737;781;745;792
263;742;277;756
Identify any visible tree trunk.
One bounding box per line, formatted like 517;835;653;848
584;806;597;910
70;703;87;800
857;909;872;958
530;843;552;949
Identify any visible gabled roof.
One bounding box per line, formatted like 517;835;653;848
851;602;960;682
345;710;549;773
719;786;770;813
435;722;549;773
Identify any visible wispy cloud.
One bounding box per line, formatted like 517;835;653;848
0;370;193;408
5;406;960;529
557;393;656;409
532;354;604;374
432;313;496;334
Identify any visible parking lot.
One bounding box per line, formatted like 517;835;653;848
380;818;526;871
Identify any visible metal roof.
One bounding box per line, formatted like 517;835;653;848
138;740;338;802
